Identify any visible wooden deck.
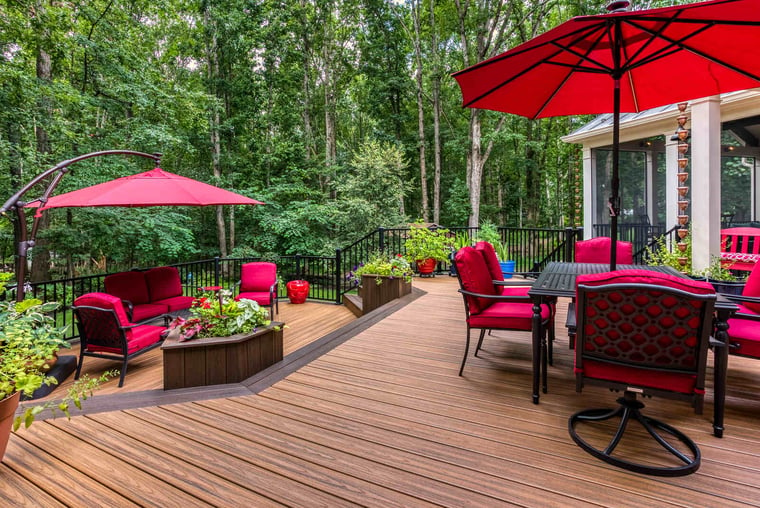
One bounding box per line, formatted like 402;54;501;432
3;277;760;506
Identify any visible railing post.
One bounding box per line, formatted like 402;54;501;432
335;248;342;304
295;254;302;280
564;227;575;262
214;256;221;286
378;227;385;253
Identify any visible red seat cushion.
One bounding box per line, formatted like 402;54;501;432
236;291;272;306
153;295;194;312
104;271;150;305
130;303;169;322
86;323;164;354
455;246;498;314
575;237;634;264
728;305;760;358
579;359;697;395
145;266;184;302
469;300;550;330
741;264;760;314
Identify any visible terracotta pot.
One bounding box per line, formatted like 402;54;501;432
416;258;437;275
0;391;21;462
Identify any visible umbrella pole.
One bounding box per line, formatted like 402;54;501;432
609;77;621;271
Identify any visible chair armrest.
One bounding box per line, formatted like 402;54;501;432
120;299;134;321
721;293;760;304
458;288;539;302
494;280;533;287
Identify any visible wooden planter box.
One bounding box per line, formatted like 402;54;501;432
359;275;412;314
161;322;283;390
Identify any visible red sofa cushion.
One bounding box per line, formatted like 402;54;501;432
741;264;760;314
145;266;183;302
130;303;170;322
153;295;194;312
575;237;634;264
455;246;498;314
104;271;150;305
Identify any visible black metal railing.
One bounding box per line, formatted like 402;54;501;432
21;225;588;341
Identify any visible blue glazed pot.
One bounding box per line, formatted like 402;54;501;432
500;260;515;279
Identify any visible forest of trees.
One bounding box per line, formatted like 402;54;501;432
0;0;681;281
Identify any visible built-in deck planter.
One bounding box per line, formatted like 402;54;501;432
358;275;412;315
161;322;284;389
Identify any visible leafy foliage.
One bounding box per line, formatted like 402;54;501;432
348;252;413;286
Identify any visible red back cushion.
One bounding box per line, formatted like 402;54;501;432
475;241;504;282
454;246;498;314
104;271;150;305
146;266;182;302
575;237;634;264
240;262;277;292
741;263;760;313
74;292;134;346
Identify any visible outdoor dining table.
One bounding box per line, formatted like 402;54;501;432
527;261;737;437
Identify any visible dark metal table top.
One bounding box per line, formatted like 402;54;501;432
528;261;737;311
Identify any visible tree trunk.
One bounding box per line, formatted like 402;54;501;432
411;0;428;221
430;0;442;224
206;8;227;258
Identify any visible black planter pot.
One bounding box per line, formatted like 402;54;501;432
708;278;746;296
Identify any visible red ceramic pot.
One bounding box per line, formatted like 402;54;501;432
286;280;309;304
416;258;437;275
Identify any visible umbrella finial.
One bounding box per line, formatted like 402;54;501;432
606;1;630;13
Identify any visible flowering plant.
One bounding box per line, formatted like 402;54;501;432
348;252;414;286
168;287;271;341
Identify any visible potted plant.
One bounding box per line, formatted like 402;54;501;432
346;252;413;314
404;222;451;276
494;240;516;279
699;257;747;295
0;273;111;462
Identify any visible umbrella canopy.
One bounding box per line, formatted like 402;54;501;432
32;167;263;216
453;0;760;269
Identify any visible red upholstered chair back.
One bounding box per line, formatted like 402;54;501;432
741;262;760;314
575;237;634;264
240;262;277;292
474;241;504;283
576;270;716;391
145;266;183;302
454;246;498;315
104;270;150;304
73;292;133;347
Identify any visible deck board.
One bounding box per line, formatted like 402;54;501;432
3;277;760;506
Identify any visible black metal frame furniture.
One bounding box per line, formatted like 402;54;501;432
235;262;279;320
73;292;167;387
569;271;717;476
454;246;552;377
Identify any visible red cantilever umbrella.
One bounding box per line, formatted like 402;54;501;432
453;0;760;269
31;167;263;216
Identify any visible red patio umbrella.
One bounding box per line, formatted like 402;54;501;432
453;0;760;269
31;167;263;216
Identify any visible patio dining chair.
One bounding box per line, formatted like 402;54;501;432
235;262;279;320
567;237;635;349
72;292;168;387
475;240;557;363
453;246;552;377
570;270;717;476
720;262;760;361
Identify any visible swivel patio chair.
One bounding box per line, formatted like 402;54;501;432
567;237;635;349
454;246;552;377
72;292;168;387
235;262;279;319
475;240;557;364
570;270;717;476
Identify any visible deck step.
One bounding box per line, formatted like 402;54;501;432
343;294;363;317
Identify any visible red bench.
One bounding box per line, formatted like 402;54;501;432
104;266;194;322
721;227;760;272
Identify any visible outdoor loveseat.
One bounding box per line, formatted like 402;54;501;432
104;266;194;322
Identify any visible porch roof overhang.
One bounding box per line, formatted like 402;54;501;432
562;89;760;149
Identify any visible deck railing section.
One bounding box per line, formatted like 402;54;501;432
22;225;671;341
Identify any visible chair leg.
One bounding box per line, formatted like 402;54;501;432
118;358;128;387
474;329;487;356
459;327;472;376
74;351;85;380
568;392;701;477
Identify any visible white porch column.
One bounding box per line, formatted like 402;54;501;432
664;131;679;236
582;146;594;239
690;96;722;272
